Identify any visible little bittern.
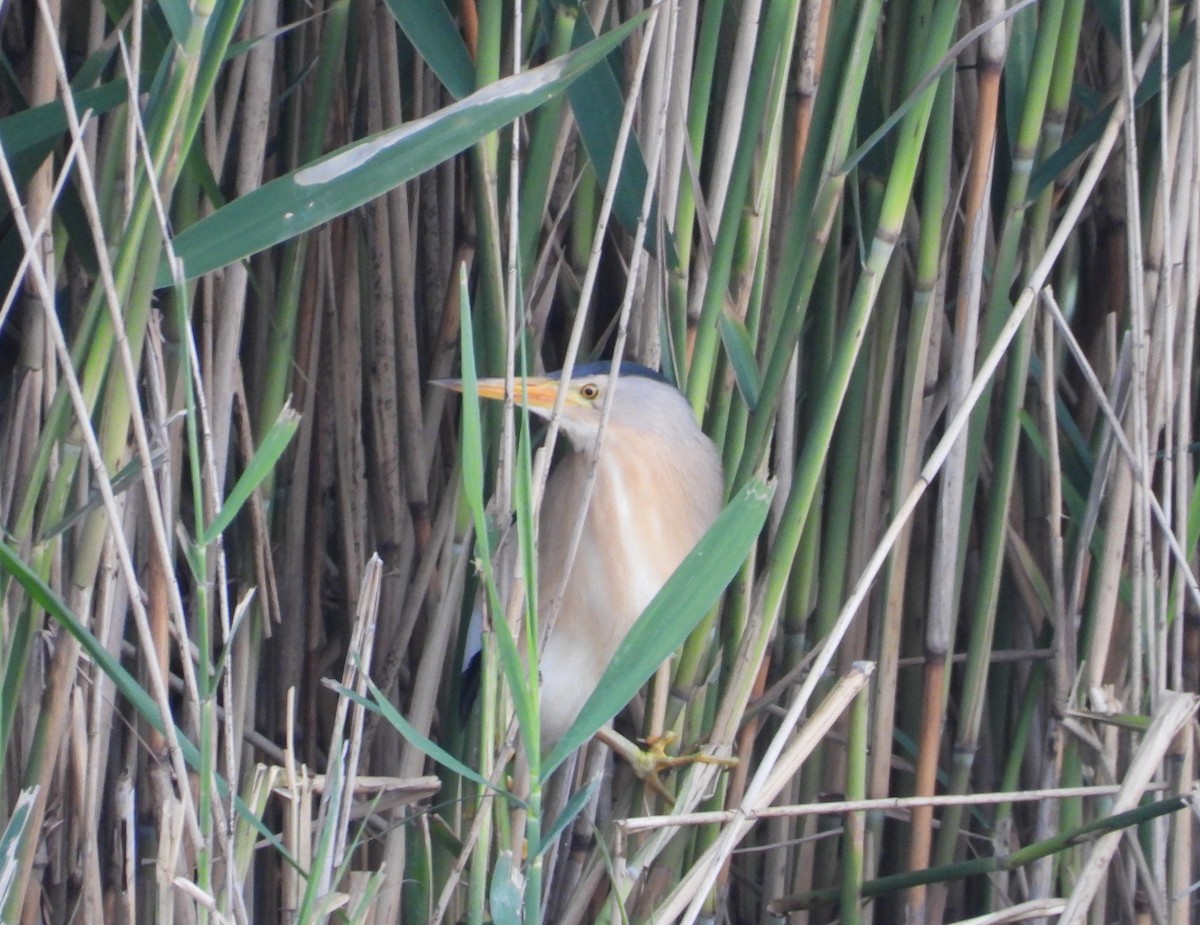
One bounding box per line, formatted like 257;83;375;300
448;363;723;745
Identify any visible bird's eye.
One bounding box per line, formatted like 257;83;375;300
579;383;600;400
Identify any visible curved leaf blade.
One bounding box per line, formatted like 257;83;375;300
382;0;474;100
568;14;674;265
0;539;296;865
161;13;648;285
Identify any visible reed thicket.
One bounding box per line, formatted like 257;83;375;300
1;0;1197;922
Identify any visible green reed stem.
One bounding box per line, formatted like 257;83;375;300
686;0;801;410
841;683;868;925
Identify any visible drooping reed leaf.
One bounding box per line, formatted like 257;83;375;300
532;773;600;859
718;308;761;411
0;787;36;910
155;0;193;47
161;13;649;284
199;403;301;545
0;538;295;864
340;680;521;803
0;81;127;158
567;13;672;263
489;852;524;925
382;0;475;100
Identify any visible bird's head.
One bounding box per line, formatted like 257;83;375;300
436;362;690;446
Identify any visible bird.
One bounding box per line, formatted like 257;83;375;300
443;362;725;750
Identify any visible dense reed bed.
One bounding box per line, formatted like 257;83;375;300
1;0;1198;922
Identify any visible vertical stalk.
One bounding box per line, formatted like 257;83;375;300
754;0;959;727
907;5;1008;918
866;68;952;900
664;0;725;378
841;681;868;925
685;0;802;409
924;3;1069;916
470;0;507;375
517;6;576;285
728;0;881;489
257;0;349;436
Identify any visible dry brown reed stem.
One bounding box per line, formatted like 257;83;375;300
701;0;762;235
647;663;874;924
208;0;279;490
618;781;1172;833
1040;291;1200;610
381;41;432;568
327;227;368;598
231;377;282;630
911;6;1005;916
330;556;383;868
790;0;833;188
947;898;1068;924
397;523;468;780
0;126;210;913
280;689;312;917
1057;692;1198;924
378;471;462;692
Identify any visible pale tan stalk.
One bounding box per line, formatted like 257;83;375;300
1039;295;1200;609
947;899;1068;924
1167;726;1193;925
398;525;469;780
1057;693;1198;924
1028;301;1069;906
619;780;1167;832
209;0;280;488
156;798;187;925
910;10;1002;914
652;664;874;924
8;0;59;539
699;0;763;230
1117;0;1154;711
0;124;205;914
631;0;684;363
330;557;383;875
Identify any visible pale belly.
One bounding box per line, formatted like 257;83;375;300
533;432;721;748
536;527;668;745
